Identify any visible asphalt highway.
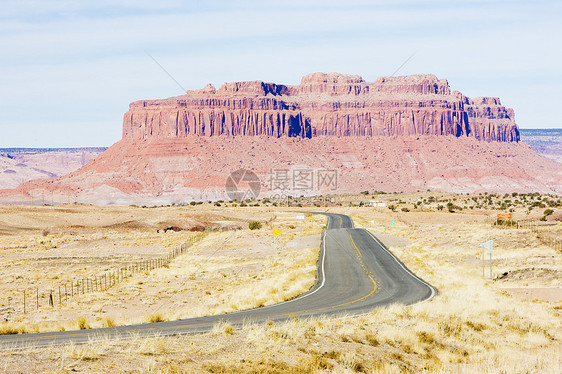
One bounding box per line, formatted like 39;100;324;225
0;213;435;349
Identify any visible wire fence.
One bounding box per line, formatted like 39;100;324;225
515;220;562;252
1;240;194;322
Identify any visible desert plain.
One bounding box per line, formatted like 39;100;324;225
0;192;561;373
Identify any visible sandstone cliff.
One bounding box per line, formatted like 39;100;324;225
2;72;559;205
122;73;520;143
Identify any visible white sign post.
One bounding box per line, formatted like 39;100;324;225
296;214;305;229
480;240;493;279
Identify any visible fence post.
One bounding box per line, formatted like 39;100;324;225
23;290;26;314
36;288;39;310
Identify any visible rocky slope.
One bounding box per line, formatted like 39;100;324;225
1;73;560;204
0;148;106;189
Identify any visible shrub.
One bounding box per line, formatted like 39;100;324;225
544;209;554;216
223;324;234;335
103;317;116;327
77;317;90;330
0;324;26;335
401;208;410;212
249;221;262;230
495;219;517;226
148;313;166;323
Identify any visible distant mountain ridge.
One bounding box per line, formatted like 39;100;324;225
0;148;107;189
519;129;562;163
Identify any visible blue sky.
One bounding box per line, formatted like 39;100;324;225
1;0;560;147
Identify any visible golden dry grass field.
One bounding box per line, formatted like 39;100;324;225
0;192;561;373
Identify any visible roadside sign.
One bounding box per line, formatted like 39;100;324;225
273;228;283;237
480;240;493;279
296;215;305;220
497;213;512;221
481;240;493;251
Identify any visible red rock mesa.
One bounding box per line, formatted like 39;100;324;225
2;73;560;205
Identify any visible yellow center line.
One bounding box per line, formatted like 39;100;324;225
274;231;378;315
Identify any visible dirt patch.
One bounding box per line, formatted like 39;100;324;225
502;288;562;302
284;234;321;250
369;231;410;248
496;268;562;283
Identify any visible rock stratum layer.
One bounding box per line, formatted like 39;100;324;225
1;73;561;204
123;73;519;143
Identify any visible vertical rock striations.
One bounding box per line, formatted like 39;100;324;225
122;73;520;143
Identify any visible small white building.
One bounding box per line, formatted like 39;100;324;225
368;200;386;207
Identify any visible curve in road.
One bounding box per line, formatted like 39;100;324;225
0;213;435;349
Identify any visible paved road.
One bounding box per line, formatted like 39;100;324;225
0;213;435;349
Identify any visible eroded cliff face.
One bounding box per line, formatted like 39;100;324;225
122;73;520;142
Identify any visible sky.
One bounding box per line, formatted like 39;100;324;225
0;0;561;147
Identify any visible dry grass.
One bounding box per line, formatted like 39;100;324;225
76;316;90;330
0;205;324;333
0;197;561;372
147;313;166;323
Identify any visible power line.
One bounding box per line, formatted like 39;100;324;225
390;52;417;77
145;51;187;93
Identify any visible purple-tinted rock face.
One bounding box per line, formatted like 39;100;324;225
123;72;520;143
